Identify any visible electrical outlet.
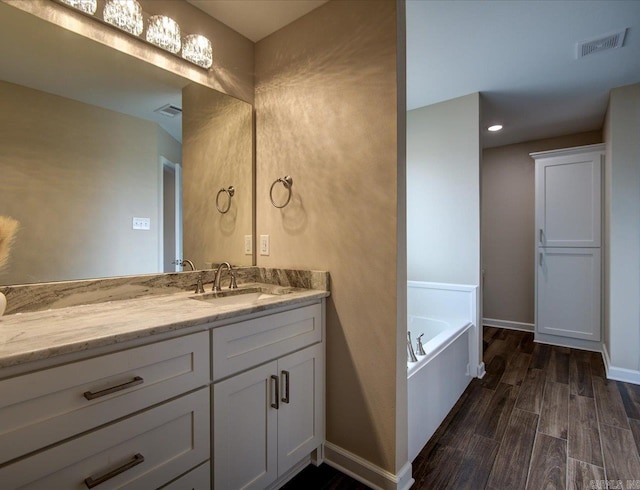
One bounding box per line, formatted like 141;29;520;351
260;235;270;256
244;235;253;255
132;217;150;230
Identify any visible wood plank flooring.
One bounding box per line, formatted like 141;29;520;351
411;327;640;489
284;327;640;489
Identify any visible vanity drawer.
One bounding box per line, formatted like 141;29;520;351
0;388;209;489
160;461;210;490
0;331;209;464
212;303;322;381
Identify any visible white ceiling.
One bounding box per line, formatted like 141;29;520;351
407;0;640;147
4;1;638;151
186;0;329;42
189;0;640;148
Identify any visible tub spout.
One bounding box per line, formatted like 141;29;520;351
407;332;418;363
416;333;426;356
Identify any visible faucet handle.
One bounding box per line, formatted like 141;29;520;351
195;275;205;294
416;333;426;356
230;271;238;289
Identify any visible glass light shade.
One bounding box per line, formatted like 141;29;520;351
103;0;144;37
182;34;213;69
59;0;97;15
146;15;181;54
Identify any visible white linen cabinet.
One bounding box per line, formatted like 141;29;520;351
531;144;604;345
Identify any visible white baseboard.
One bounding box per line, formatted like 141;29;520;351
482;318;534;332
534;332;602;352
476;362;486;379
603;345;640;385
324;442;414;490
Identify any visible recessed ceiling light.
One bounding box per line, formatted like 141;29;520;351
488;124;503;132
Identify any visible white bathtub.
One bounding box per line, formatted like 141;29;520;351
407;282;478;462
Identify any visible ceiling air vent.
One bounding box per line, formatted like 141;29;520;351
576;29;627;59
154;104;183;118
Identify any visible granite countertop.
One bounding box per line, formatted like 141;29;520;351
0;283;329;369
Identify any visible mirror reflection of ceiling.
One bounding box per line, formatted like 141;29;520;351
406;0;640;148
0;1;184;141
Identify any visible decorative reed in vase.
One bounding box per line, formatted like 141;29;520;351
0;215;19;317
0;215;19;272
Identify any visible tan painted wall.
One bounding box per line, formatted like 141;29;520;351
0;81;167;285
407;94;481;287
481;131;602;324
255;0;402;472
182;83;253;269
603;83;640;371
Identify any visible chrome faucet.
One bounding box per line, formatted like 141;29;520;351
407;332;418;363
213;262;237;291
179;259;196;271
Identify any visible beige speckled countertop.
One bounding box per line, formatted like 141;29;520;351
0;284;329;369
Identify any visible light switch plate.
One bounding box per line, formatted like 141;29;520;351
244;235;253;255
260;235;270;256
132;217;150;230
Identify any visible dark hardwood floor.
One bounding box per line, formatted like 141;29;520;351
284;327;640;489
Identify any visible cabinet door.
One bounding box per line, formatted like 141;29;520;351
535;152;601;247
277;344;324;475
537;248;601;341
213;361;278;490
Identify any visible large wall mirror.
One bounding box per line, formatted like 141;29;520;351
0;2;254;286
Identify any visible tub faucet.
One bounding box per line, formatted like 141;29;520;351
416;333;426;356
213;262;238;291
407;332;418;363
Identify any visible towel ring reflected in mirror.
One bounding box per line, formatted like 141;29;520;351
270;176;293;208
215;186;235;214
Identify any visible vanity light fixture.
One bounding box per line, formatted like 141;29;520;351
488;124;503;132
58;0;97;15
146;15;181;54
182;34;213;69
103;0;144;37
54;0;214;70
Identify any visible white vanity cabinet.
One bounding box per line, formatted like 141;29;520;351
0;296;327;490
0;331;210;489
0;389;210;489
212;304;325;490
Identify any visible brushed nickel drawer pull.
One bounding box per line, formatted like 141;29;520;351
84;453;144;488
270;374;280;410
83;376;144;400
281;370;290;404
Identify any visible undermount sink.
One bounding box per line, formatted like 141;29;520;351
190;287;290;307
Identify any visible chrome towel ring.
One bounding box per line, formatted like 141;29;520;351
215;186;235;214
270;176;293;208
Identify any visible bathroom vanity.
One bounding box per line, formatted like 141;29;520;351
0;280;328;489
